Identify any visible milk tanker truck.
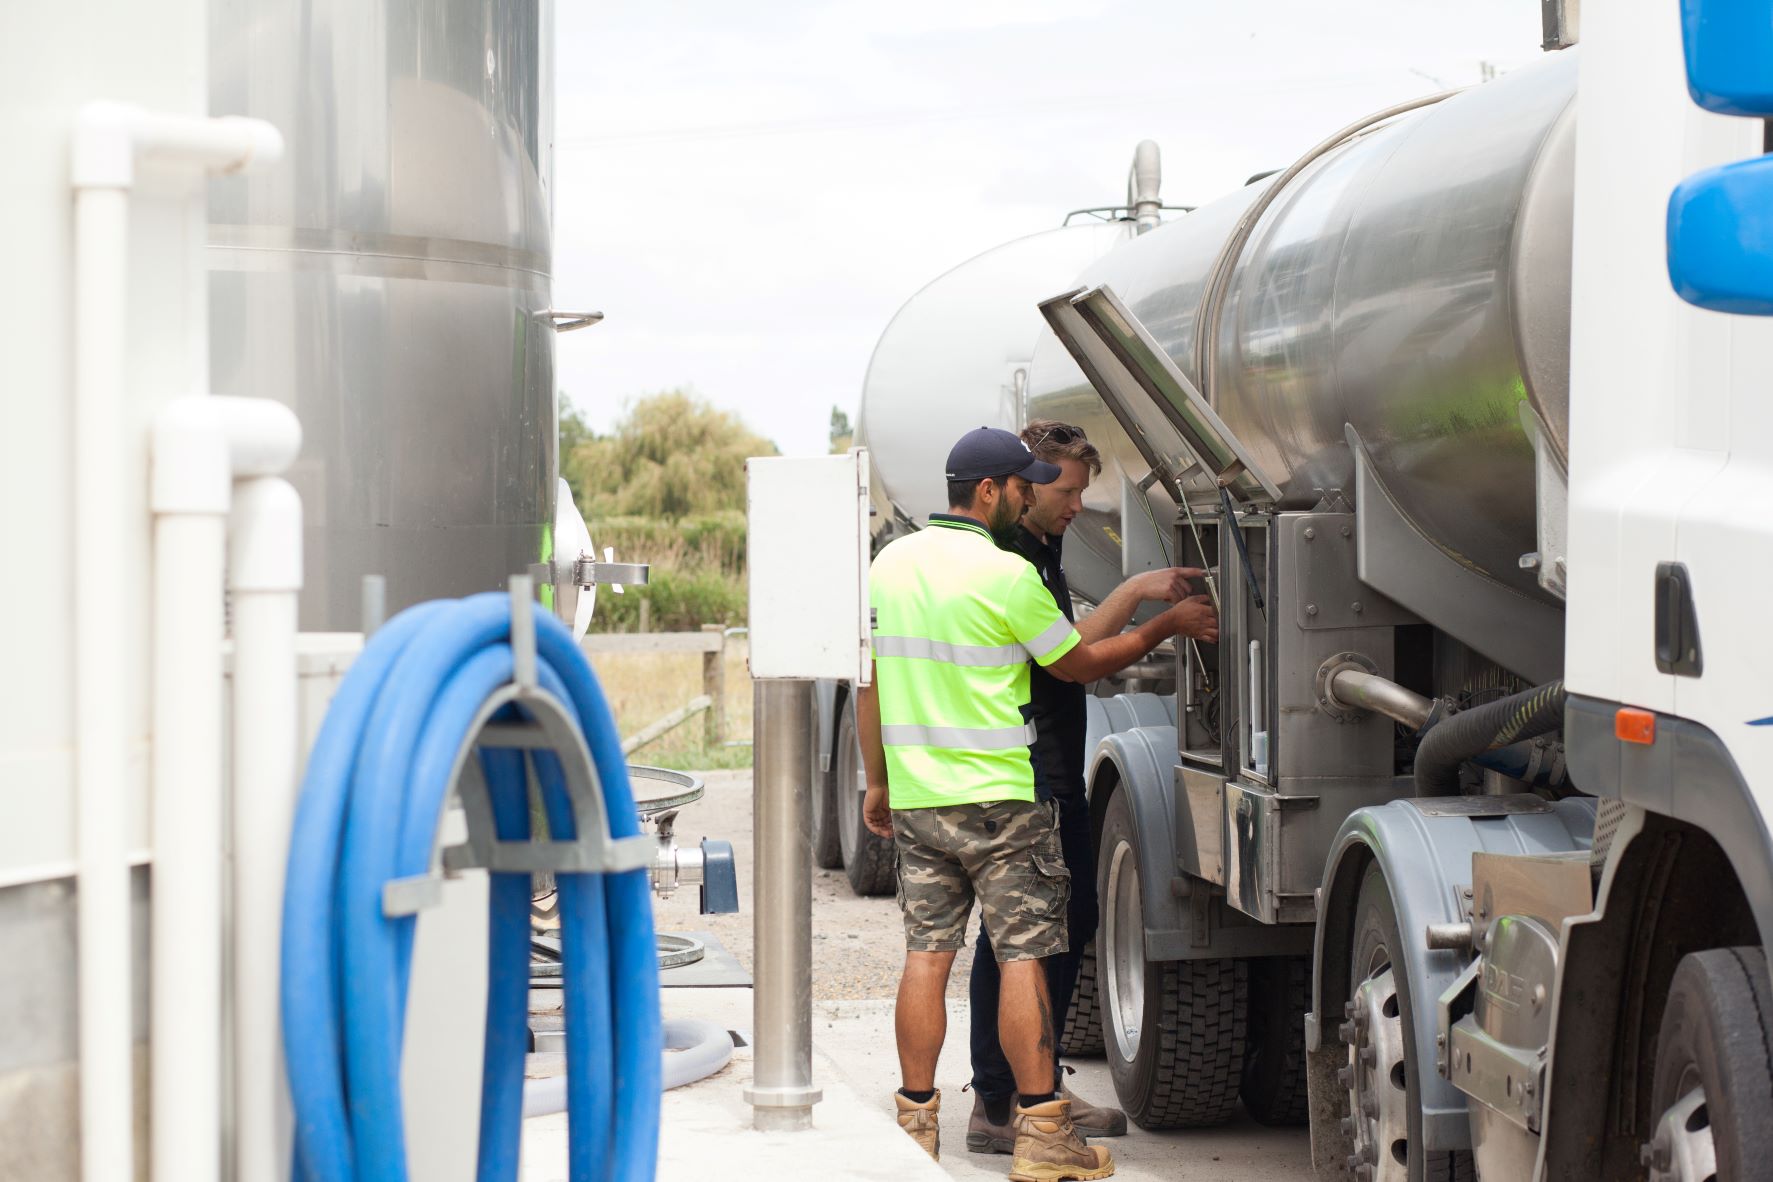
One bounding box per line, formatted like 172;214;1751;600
814;13;1773;1180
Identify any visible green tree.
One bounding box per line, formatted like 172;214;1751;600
829;404;853;453
563;389;776;520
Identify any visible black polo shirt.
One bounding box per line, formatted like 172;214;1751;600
1004;524;1087;803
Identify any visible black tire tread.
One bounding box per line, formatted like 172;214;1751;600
1133;957;1248;1129
1650;946;1773;1181
1060;938;1105;1056
844;824;895;895
1240;955;1311;1126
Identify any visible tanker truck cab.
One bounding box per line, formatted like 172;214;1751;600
1011;13;1773;1180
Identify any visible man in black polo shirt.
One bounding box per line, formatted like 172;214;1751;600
966;420;1219;1153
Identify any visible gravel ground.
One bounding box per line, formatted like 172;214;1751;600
652;768;975;1000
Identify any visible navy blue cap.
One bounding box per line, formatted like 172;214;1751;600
945;427;1062;484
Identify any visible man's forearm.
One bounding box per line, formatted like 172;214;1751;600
856;672;890;790
1051;615;1171;683
1075;581;1144;645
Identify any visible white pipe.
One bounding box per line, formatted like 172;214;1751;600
150;506;229;1180
229;477;303;1182
149;397;299;1182
1249;639;1268;779
72;103;282;1182
71;178;135;1182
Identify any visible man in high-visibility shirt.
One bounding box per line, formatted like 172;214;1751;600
857;427;1200;1181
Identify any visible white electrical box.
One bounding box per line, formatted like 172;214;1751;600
746;451;872;683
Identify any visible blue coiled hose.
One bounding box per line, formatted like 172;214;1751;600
281;593;661;1182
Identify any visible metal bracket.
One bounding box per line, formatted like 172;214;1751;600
380;576;656;918
540;309;604;332
576;559;650;587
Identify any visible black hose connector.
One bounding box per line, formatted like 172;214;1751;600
1413;680;1567;796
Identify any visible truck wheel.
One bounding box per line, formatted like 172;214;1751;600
1241;955;1310;1126
1060;938;1105;1056
810;707;843;869
1644;947;1773;1182
1099;787;1246;1128
1347;863;1473;1182
834;700;894;896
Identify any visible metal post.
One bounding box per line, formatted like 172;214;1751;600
702;623;726;747
744;678;822;1130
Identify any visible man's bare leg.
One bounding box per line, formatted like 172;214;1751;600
997;958;1056;1095
896;949;958;1090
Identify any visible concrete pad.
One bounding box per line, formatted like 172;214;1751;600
521;985;945;1182
813;998;1317;1182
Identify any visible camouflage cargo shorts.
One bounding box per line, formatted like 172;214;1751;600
892;798;1070;962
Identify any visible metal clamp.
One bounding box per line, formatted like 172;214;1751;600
380;575;656;918
573;557;650;588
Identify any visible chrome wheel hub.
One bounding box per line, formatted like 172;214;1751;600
1103;837;1145;1063
1341;966;1410;1182
1644;1083;1719;1182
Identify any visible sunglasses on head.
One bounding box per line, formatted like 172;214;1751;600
1025;423;1085;450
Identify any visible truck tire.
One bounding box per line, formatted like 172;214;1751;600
1060;938;1105;1056
834;700;894;896
1644;947;1773;1182
1348;862;1473;1182
1099;787;1246;1128
810;707;843;869
1241;954;1310;1126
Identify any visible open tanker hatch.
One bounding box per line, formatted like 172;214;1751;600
1038;284;1280;510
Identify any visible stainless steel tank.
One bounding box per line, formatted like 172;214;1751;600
858;220;1131;539
207;0;558;629
1027;52;1577;607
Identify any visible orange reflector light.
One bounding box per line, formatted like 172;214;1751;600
1616;708;1657;745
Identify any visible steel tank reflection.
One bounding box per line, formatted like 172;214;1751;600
857;220;1132;541
208;0;557;629
1028;52;1577;607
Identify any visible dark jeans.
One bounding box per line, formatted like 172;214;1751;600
968;786;1097;1100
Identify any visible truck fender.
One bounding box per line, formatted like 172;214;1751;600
1082;692;1177;799
1306;796;1597;1156
1088;724;1184;957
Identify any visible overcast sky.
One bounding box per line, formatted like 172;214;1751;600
552;1;1547;457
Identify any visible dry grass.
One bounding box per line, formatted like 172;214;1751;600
586;637;755;771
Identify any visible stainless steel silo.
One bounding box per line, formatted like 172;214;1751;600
207;0;560;629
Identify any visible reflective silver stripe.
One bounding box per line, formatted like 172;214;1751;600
880;722;1038;750
1024;617;1077;661
871;635;1026;667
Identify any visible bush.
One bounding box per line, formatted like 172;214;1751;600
560;392;767;634
591;566;746;633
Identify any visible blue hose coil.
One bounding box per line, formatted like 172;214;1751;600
281;593;661;1182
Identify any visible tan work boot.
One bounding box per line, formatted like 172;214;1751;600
966;1091;1015;1154
1009;1098;1115;1182
1062;1085;1128;1138
894;1089;941;1160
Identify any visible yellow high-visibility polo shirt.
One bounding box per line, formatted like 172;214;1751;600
868;513;1081;809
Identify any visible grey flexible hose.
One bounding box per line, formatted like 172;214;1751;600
522;1018;735;1117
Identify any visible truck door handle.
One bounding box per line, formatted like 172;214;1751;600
1653;561;1703;677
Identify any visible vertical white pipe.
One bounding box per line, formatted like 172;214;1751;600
152;510;227;1182
229;477;302;1182
72;182;135;1182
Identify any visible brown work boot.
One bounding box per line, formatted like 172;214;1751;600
1062;1085;1128;1137
894;1089;941;1160
966;1091;1015;1154
1009;1098;1115;1181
